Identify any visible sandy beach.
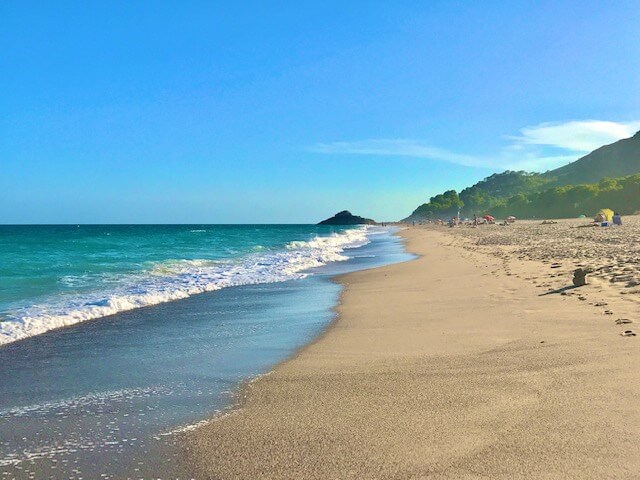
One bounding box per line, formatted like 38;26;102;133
184;223;640;479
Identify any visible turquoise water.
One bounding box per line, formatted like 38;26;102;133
0;225;412;477
0;224;371;345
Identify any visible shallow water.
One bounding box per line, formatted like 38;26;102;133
0;227;412;478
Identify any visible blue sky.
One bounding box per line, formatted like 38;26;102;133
2;1;639;223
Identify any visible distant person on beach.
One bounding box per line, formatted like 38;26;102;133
613;212;622;226
473;214;478;226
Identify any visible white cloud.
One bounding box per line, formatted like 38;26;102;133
310;119;640;171
509;120;640;152
311;139;486;167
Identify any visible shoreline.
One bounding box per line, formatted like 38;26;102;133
0;227;409;478
183;225;640;479
171;230;416;469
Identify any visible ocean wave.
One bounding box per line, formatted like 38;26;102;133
0;227;374;346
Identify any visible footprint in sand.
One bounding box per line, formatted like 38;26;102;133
604;310;614;315
616;319;633;325
620;330;636;337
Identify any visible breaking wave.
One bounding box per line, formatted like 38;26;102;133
0;227;373;346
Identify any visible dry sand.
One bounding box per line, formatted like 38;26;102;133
440;216;640;322
183;224;640;479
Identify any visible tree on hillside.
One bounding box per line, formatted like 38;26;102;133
411;190;463;219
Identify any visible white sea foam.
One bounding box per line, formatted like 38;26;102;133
0;440;81;467
0;386;171;419
0;227;376;346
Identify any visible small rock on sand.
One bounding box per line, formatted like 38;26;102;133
573;267;593;287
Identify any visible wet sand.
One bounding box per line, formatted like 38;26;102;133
183;225;640;479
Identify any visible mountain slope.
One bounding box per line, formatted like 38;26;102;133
405;130;640;221
546;130;640;186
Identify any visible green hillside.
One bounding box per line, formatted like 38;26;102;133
545;130;640;186
410;190;463;219
405;130;640;220
491;174;640;219
458;171;552;214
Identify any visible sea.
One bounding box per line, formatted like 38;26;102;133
0;224;411;478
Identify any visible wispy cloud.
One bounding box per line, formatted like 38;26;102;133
509;120;640;152
311;139;485;167
310;119;640;171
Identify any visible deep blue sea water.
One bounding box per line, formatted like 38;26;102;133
0;225;411;478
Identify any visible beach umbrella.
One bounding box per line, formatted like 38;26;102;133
596;208;614;222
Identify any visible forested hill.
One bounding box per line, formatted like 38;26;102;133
545;130;640;186
405;131;640;221
490;174;640;219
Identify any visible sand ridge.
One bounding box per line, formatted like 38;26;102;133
183;227;640;479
